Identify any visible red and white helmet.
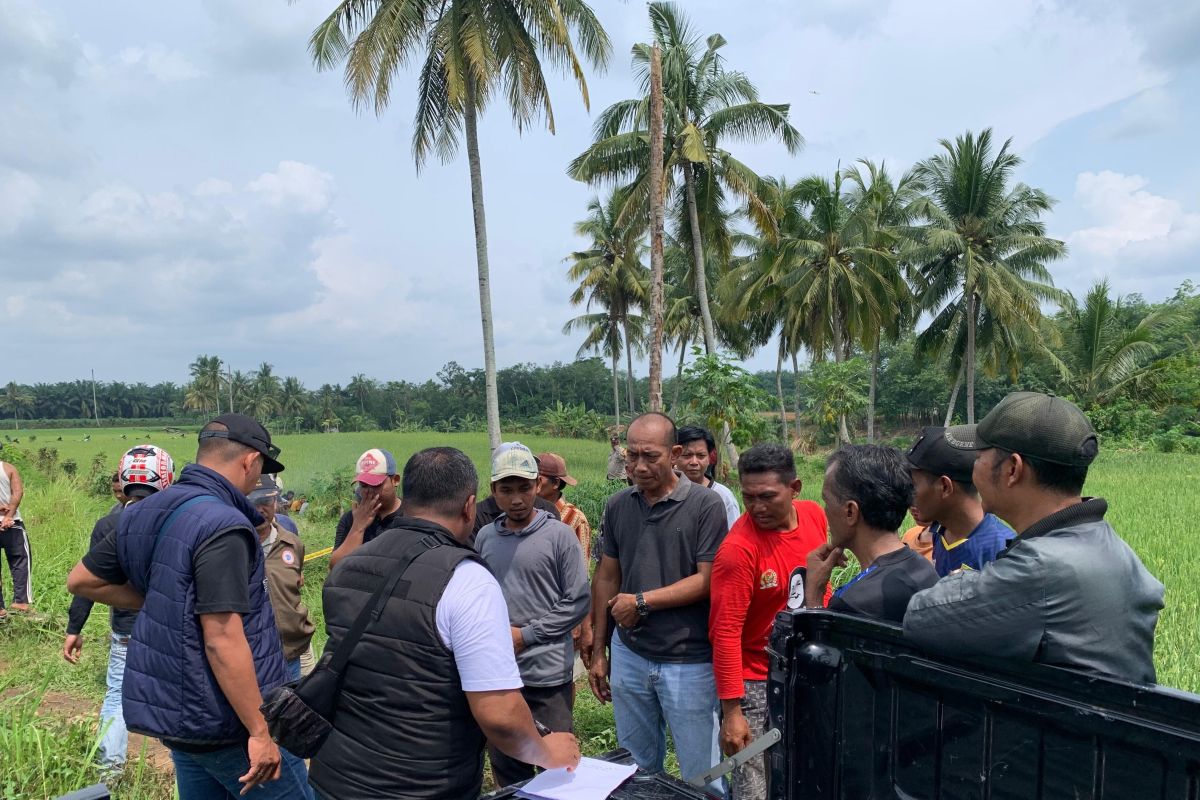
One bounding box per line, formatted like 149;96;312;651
119;444;175;496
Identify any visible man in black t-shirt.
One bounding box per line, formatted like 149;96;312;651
805;445;938;623
588;413;729;794
329;448;404;570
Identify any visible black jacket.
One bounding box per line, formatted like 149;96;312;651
310;518;488;799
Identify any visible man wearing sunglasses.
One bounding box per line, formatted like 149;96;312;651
68;413;312;799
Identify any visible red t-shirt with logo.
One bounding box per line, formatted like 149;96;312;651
709;500;830;699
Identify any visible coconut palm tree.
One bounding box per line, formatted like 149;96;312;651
347;373;376;415
1058;279;1184;406
564;193;649;425
309;0;612;450
911;129;1067;422
188;355;223;414
0;382;34;430
569;1;801;356
280;377;308;433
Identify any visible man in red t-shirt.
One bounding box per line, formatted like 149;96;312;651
709;444;829;799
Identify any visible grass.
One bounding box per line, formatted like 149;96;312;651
1;427;1198;797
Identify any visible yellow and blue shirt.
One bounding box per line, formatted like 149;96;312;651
932;513;1014;577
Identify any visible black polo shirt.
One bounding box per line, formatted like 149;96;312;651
601;472;729;663
828;546;938;623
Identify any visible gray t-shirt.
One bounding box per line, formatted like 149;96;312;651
602;473;729;663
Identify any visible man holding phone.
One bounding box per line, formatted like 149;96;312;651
329;449;403;569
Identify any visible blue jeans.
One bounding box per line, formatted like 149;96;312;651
286;658;301;682
610;635;725;796
98;633;129;769
171;742;313;800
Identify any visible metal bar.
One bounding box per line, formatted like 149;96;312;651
686;728;782;787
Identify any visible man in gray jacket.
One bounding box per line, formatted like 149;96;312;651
476;442;591;787
904;392;1164;684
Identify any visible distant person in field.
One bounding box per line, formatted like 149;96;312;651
250;475;315;681
536;452;594;662
475;443;590;788
708;444;829;800
900;504;934;563
906;426;1013;576
905;392;1165;684
67;414;312;799
606;434;628;482
589;412;729;795
676;426;741;529
805;445;939;622
63;444;175;771
0;458;30;616
329;448;404;570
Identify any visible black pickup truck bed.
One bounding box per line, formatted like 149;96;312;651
483;749;710;799
767;610;1200;799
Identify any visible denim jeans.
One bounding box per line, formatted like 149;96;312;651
98;633;129;769
170;742;313;800
610;635;725;797
286;658;301;682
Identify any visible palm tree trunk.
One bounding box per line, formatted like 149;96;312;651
867;332;879;442
622;318;636;415
683;165;717;353
965;287;977;425
944;363;965;427
775;341;789;442
612;345;621;430
671;338;687;412
831;328;851;444
646;44;667;413
463;79;502;450
791;350;803;439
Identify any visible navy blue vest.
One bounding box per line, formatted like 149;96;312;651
117;463;287;745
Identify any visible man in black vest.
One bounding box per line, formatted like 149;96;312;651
310;447;581;800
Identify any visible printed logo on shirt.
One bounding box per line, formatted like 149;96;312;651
281;549;296;565
759;569;779;590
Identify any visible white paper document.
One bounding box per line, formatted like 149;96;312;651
515;757;638;800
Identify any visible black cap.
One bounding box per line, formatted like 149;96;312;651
944;392;1099;467
906;426;977;483
200;413;285;473
248;474;280;505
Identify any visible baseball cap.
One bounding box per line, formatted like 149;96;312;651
491;442;539;482
944;392;1099;467
201;413;285;473
248;474;280;506
355;448;398;487
536;452;577;486
906;427;977;483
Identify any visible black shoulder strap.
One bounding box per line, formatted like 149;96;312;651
327;534;442;675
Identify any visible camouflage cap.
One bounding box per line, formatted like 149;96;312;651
944;392;1099;467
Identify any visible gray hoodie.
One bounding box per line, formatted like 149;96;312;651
475;508;591;686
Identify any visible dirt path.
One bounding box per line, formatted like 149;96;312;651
2;686;174;774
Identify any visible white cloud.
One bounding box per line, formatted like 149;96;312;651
116;44;203;82
247;161;335;214
0;169;41;235
1066;171;1200;293
1099;87;1179;139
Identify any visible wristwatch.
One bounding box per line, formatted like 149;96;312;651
635;592;650;618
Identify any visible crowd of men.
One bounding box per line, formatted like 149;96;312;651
53;390;1165;800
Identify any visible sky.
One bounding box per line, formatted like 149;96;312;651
1;0;1198;388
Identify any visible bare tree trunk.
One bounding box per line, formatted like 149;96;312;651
671;338;687;412
867;332;879;442
463;80;502;450
612;347;621;430
646;45;666;413
944;362;965;427
776;341;789;442
623;318;636;415
684;165;717;353
791;349;803;441
966;285;977;425
832;327;851;444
